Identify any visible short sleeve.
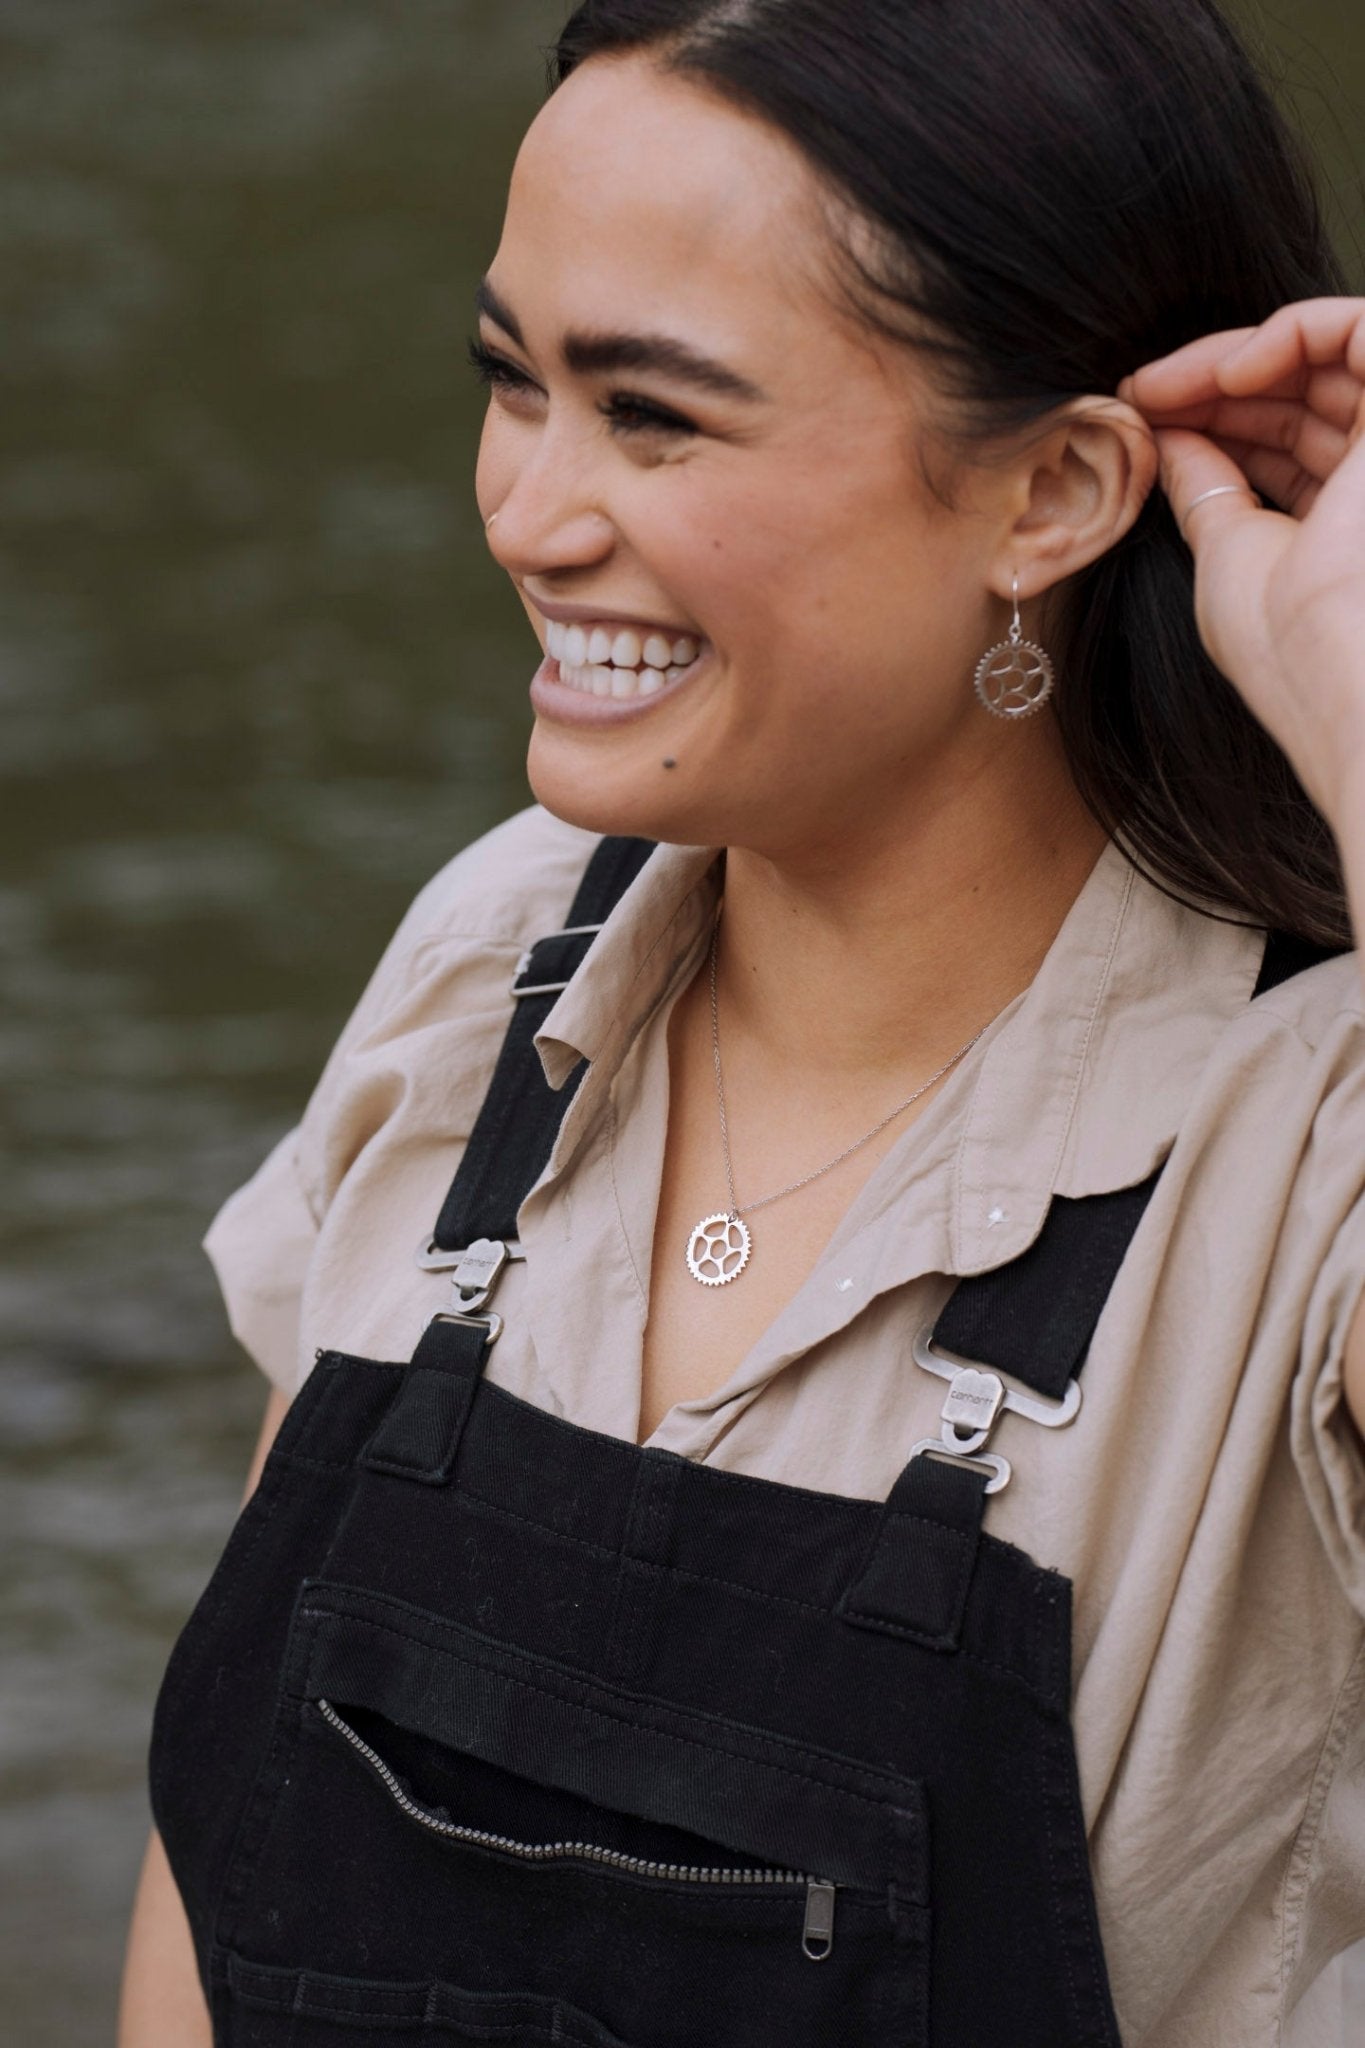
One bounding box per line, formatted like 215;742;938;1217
1291;1031;1365;1620
199;804;602;1394
203;1126;318;1396
199;871;452;1394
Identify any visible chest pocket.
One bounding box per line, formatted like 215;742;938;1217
208;1585;929;2048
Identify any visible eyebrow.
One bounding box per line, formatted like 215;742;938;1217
475;276;768;405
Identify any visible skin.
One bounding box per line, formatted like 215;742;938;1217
1117;304;1365;1428
473;54;1156;1428
118;49;1365;2040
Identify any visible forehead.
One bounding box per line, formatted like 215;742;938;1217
496;53;839;352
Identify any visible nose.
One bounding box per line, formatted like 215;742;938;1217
482;437;616;584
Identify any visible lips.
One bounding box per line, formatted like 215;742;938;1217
529;642;709;725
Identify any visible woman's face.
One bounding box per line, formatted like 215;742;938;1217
476;52;1041;858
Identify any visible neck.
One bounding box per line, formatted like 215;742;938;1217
713;738;1108;1086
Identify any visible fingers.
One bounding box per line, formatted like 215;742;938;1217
1216;296;1365;395
1123;298;1365;412
1123;396;1348;483
1133;373;1360;439
1303;365;1365;435
1120;325;1256;409
1205;438;1319;518
1148;426;1281;549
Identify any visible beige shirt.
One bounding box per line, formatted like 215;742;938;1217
205;804;1365;2048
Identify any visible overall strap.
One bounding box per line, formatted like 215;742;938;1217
932;1180;1158;1404
431;833;656;1251
840;918;1339;1650
836;1171;1160;1650
1253;926;1348;998
363;833;654;1486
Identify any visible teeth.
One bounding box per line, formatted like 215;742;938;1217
544;621;701;670
546;621;706;704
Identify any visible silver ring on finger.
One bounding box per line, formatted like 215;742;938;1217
1179;484;1261;539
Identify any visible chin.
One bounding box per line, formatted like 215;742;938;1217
526;729;720;849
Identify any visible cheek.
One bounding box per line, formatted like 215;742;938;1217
695;513;946;694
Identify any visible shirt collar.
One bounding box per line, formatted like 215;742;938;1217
532;833;1265;1273
950;838;1263;1270
534;841;720;1090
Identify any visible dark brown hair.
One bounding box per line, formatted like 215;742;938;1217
553;0;1352;944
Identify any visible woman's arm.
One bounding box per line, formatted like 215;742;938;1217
116;1383;291;2048
1123;298;1365;1439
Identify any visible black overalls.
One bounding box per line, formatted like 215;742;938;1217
150;837;1323;2047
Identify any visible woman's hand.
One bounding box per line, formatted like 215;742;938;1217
1119;297;1365;829
1127;302;1365;1442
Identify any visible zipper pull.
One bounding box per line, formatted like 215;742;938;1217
802;1879;837;1960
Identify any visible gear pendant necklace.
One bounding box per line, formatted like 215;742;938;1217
685;918;991;1287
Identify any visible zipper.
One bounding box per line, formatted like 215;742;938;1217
315;1697;837;1959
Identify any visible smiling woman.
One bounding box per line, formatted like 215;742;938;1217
121;3;1365;2046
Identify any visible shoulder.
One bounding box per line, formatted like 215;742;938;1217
1165;943;1365;1191
202;808;602;1395
325;805;603;1051
292;806;604;1215
1241;945;1363;1054
1206;943;1365;1144
383;803;604;962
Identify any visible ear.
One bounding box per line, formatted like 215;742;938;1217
988;397;1159;609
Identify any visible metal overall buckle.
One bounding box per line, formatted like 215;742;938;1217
907;1320;1082;1493
415;1233;523;1328
510;924;605;999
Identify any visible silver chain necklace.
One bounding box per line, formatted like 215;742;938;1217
685;918;990;1286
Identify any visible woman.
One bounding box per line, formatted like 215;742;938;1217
120;1;1365;2042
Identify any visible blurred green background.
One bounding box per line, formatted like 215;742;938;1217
0;3;1360;2041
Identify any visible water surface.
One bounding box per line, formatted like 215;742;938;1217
1;4;1360;2039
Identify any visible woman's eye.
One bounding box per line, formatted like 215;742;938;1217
466;336;537;397
465;336;695;440
600;394;697;439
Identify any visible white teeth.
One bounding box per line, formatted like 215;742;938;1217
544;618;705;680
549;623;706;704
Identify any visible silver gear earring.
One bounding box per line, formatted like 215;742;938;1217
974;573;1055;719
